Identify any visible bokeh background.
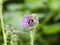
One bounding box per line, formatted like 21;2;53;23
0;0;60;45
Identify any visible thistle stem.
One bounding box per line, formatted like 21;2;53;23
10;34;18;45
0;0;7;45
30;30;34;45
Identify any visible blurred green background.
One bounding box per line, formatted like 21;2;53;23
0;0;60;45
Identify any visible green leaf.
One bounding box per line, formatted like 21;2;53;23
25;0;48;10
42;23;60;34
49;0;60;10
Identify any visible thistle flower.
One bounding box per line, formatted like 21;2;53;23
22;14;39;29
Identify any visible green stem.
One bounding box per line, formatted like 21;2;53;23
30;30;34;45
0;0;7;45
10;34;18;45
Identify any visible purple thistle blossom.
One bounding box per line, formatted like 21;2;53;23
22;14;39;29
